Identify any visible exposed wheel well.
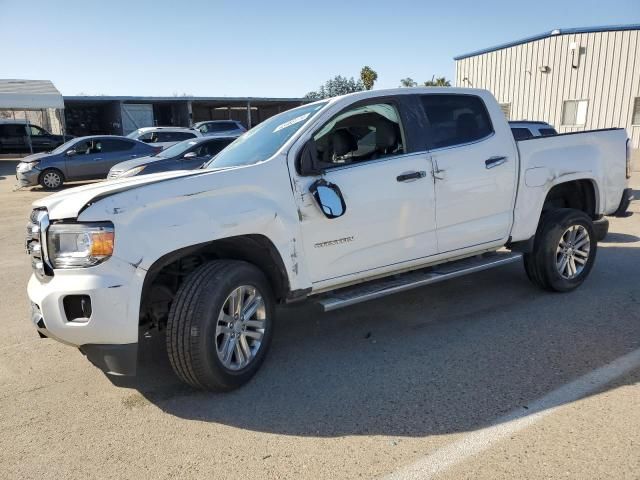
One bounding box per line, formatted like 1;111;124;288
542;180;597;218
139;235;290;329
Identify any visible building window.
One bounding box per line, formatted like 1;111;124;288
561;100;588;126
632;97;640;126
499;103;511;120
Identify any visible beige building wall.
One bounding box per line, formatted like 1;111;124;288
455;28;640;149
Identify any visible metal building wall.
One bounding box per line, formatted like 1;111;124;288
455;29;640;148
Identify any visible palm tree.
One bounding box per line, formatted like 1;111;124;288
360;66;378;90
424;76;451;87
399;77;417;87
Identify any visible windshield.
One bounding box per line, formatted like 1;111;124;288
204;102;327;169
126;130;140;139
156;139;199;158
51;138;79;154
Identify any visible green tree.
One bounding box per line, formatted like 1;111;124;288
424;76;452;87
305;75;365;100
360;66;378;90
399;77;417;87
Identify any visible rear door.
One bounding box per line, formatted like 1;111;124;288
97;138;140;174
419;93;518;253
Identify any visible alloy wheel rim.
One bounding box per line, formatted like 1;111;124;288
43;172;60;188
556;225;590;279
215;285;266;370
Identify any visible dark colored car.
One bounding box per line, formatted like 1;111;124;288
107;136;236;179
0;120;73;154
16;136;159;190
193;120;246;137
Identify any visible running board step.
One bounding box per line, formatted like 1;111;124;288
316;251;523;312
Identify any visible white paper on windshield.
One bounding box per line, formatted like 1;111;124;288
273;113;311;133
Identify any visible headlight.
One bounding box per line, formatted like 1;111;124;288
119;165;146;178
17;162;39;172
47;223;114;268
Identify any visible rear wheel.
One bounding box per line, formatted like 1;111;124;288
39;168;64;190
523;209;597;292
166;260;274;391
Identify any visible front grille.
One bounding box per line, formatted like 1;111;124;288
26;208;51;278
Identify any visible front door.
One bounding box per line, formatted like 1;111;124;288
28;125;56;152
64;139;105;179
295;100;438;285
418;94;518;253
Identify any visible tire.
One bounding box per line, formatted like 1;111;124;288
523;208;597;292
593;217;609;242
166;260;275;391
39;168;64;190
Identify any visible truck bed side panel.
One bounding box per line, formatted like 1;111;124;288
510;128;628;242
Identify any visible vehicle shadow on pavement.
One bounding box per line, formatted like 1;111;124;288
113;243;640;438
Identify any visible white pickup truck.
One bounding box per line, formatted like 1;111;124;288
26;88;633;391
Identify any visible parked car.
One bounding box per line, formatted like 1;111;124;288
0;120;72;154
108;136;236;179
25;88;633;391
510;121;558;140
16;136;159;189
193;120;246;137
126;127;202;150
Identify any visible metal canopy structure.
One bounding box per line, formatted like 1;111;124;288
0;79;64;109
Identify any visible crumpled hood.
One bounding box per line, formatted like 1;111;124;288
20;152;52;164
33;169;210;219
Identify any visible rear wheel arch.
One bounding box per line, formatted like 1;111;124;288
541;179;599;218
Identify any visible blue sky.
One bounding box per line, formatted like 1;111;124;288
2;0;638;97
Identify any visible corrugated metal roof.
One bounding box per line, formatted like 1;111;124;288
0;79;64;109
454;24;640;60
63;95;305;104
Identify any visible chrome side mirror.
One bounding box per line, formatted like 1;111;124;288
183;152;197;159
309;179;346;219
66;149;76;156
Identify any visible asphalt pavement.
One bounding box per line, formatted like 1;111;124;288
0;159;638;479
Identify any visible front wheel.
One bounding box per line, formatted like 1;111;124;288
39;168;64;190
166;260;275;391
524;208;597;292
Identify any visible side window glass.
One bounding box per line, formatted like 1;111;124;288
138;132;155;143
173;132;197;141
72;140;92;155
312;103;405;167
30;126;47;136
101;139;134;152
207;141;227;156
511;127;534;140
420;95;493;149
538;128;557;136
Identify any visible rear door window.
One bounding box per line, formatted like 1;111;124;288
538;128;557;136
419;95;494;149
100;139;135;152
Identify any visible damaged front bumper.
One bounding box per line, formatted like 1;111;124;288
27;256;145;376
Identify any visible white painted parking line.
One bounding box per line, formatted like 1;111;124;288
385;347;640;480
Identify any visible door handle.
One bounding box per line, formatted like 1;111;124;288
396;171;427;182
485;156;507;169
